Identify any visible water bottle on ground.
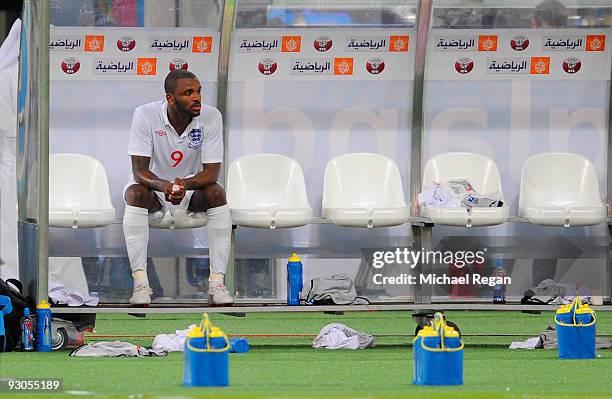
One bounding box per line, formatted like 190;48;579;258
287;253;303;306
20;308;34;351
36;300;52;352
492;259;506;304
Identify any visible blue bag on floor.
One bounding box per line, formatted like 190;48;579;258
413;313;463;386
555;297;596;359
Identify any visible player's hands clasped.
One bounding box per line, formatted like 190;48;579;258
165;178;186;205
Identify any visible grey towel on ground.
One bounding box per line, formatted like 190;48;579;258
509;326;612;350
70;341;167;357
313;323;375;350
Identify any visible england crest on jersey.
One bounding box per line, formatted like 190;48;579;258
188;128;203;149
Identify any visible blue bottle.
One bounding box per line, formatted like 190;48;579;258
287;253;303;306
36;300;52;352
21;308;34;351
492;259;506;304
229;337;250;353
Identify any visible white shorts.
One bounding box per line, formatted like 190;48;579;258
122;181;223;221
122;182;195;216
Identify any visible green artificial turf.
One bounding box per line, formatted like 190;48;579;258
1;311;611;399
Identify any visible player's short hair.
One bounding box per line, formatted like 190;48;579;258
534;0;568;28
164;69;198;95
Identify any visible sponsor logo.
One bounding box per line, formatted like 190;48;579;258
346;36;387;52
137;58;157;75
510;35;529;51
562;57;581;74
314;37;333;52
530;57;550;75
94;59;136;74
389;35;409;52
487;58;529;74
542;36;583;51
238;38;279;52
192;36;213;53
478;35;498;52
258;58;277;75
281;36;302;52
366;58;385;74
434;36;475;51
188;128;203;149
117;36;136;52
586;35;606;52
169;58;189;71
149;37;190;52
50;36;83;51
454;57;474;74
155;129;167;136
334;58;354;75
61;57;80;74
84;35;104;52
290;59;332;75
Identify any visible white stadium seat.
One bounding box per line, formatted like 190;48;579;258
227;154;313;229
421;152;509;227
49;153;115;228
322;153;410;228
519;152;606;227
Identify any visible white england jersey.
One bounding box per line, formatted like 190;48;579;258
125;100;223;188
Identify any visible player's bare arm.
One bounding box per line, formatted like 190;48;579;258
175;162;221;191
131;155;172;194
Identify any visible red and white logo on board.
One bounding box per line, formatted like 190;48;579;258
314;37;332;52
510;35;529;51
454;57;474;74
562;57;581;74
169;58;189;71
117;36;136;52
61;57;80;74
258;58;277;75
366;58;385;75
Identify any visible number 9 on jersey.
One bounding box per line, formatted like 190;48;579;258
170;150;183;167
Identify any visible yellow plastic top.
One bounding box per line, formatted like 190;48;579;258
187;326;204;338
444;327;460;337
575;307;594;315
417;326;438;337
288;253;301;263
556;304;571;314
209;327;225;338
37;300;51;309
416;325;460;338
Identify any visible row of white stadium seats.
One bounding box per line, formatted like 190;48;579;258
48;152;606;230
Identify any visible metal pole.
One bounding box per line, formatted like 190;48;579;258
410;0;433;304
409;0;432;214
217;0;236;294
37;0;50;304
607;44;612;304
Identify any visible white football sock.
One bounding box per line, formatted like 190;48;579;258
209;272;224;287
206;204;231;277
132;270;149;287
123;205;150;287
